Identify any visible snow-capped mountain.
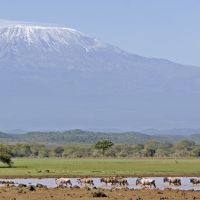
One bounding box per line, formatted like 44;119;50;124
0;20;200;131
0;21;135;71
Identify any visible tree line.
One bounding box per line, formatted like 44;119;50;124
1;139;200;166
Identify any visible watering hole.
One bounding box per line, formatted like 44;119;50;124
0;177;200;190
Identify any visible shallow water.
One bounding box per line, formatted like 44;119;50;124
1;177;200;190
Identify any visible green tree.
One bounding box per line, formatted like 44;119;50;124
143;140;158;157
156;142;173;157
192;146;200;157
175;140;195;151
144;140;159;150
95;140;114;155
0;145;13;167
133;144;144;156
144;148;156;157
173;140;195;156
53;146;64;157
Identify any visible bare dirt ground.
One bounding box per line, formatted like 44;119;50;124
0;187;200;200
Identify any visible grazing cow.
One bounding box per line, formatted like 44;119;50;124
136;178;156;188
100;177;112;185
100;177;107;185
110;177;119;186
101;177;128;187
118;178;129;186
77;178;94;186
55;178;72;187
109;177;128;186
190;178;200;185
163;177;181;186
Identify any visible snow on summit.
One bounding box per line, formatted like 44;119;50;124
0;20;122;70
0;19;175;72
0;19;198;73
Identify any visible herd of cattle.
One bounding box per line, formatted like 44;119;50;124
55;177;200;188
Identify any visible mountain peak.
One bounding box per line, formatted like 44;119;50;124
0;20;119;70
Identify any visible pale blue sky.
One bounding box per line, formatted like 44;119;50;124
0;0;200;66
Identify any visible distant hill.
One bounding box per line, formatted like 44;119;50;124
11;130;152;144
142;128;200;136
1;129;200;144
0;132;10;138
188;134;200;144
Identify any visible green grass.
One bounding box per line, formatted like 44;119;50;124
0;158;200;177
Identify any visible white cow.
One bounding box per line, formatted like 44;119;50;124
163;177;181;186
55;178;72;187
136;177;156;188
77;178;94;186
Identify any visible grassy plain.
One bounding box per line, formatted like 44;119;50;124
0;158;200;177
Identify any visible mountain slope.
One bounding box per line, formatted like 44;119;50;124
0;21;200;131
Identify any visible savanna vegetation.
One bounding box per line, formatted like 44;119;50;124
1;139;200;160
1;129;200;177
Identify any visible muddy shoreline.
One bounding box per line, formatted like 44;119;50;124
0;187;200;200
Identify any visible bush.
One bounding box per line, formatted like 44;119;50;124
0;145;13;167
